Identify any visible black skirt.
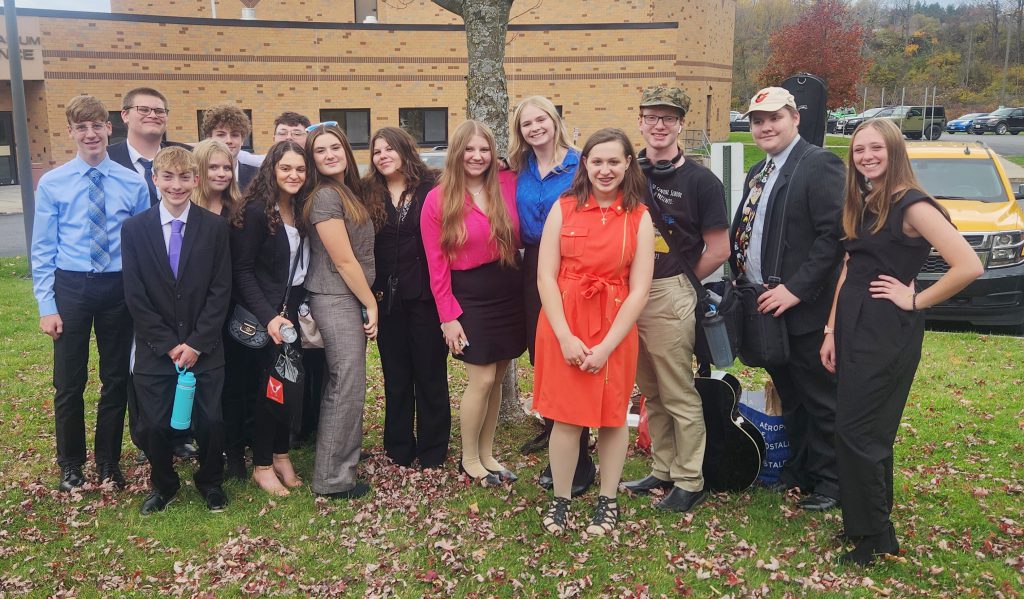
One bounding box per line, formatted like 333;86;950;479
450;260;527;365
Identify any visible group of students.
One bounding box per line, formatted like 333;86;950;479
32;83;981;566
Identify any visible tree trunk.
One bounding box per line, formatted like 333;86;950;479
498;361;521;424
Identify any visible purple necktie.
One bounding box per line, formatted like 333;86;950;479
169;219;183;278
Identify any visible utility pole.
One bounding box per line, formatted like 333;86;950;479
4;0;36;260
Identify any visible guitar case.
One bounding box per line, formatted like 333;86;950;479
697;371;767;492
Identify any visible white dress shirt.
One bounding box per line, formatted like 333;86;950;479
745;134;801;284
127;141;160;200
159;201;191;253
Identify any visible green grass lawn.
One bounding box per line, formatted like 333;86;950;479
1007;155;1024;168
727;132;850;172
1;256;1022;596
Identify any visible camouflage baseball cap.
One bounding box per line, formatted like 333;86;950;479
640;86;691;114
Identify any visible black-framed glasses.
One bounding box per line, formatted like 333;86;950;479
305;120;339;132
127;106;170;117
641;114;680;126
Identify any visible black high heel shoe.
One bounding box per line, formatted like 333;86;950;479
459;461;502;487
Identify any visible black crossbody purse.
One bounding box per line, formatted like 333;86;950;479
228;237;305;349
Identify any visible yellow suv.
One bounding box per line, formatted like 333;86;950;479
909;142;1024;330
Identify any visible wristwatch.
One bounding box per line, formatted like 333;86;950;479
823;325;835;335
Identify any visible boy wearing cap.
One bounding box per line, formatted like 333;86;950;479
728;87;845;511
621;86;730;512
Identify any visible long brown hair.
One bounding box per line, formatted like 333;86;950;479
437;120;518;267
507;95;575;173
362;126;434;228
232;140;306;235
564;128;646;211
191;139;242;216
842;118;947;239
302;124;382;231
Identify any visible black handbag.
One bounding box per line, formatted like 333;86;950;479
228;237;305;349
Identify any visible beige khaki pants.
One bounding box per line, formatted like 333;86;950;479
635;274;705;492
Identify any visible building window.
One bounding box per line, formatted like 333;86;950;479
197;109;254;152
319;108;370;149
554;105;563;117
400;108;448;147
355;0;377;23
109;111;127;146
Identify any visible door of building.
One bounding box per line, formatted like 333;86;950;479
0;113;17;185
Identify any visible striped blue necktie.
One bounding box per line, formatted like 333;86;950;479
86;167;111;272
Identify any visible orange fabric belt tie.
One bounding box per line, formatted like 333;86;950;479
559;268;626;337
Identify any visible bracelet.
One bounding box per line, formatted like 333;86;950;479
912;292;917;311
823;325;835;335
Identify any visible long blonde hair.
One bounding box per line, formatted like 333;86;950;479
437;120;518;267
191;139;241;215
842;118;946;239
507;95;574;173
302;124;382;231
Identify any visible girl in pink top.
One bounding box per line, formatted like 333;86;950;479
420;120;526;486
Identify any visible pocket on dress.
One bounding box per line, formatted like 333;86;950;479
559;226;589;258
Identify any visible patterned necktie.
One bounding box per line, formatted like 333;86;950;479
137;157;159;205
85;168;110;272
732;159;776;275
169;219;184;278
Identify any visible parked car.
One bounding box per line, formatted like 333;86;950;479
946;112;988;134
910;141;1024;330
419;146;447;169
836;107;890;134
826;107;856;133
729;111;750;132
884;105;946;140
971;107;1024;135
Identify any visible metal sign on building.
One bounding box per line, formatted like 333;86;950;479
0;20;43;81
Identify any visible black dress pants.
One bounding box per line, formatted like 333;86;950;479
523;245;594;483
765;329;840;499
222;334;259;458
134;368;225;496
52;270;133;468
378;298;451;467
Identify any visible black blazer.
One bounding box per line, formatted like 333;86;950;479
230;199;295;327
728;137;846;336
238;163;258;194
121;204;232;375
372;175;436;302
108;140;193;206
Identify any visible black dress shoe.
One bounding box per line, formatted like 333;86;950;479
173;442;199;459
797;492;839;511
622;474;673;494
656;487;707;513
318;481;371;500
58;465;85;492
487;468;518;483
225;451;247;480
458;462;502;487
570;462;597;498
839;525;899;566
98;463;126;489
204;486;228;512
537;471;554;490
140;490;176;515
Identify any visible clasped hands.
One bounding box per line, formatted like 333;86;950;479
559;334;609;374
167;343;199;369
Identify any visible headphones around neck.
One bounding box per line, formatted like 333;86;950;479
638;149;684;177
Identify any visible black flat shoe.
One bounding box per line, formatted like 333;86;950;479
98;463;126;489
656;487;707;513
487;468;518;483
58;465;85;492
140;490;176;515
204;486;228;512
459;462;502;487
797;492;839;511
621;474;673;494
173;442;199;459
318;482;371;500
839;525;899;566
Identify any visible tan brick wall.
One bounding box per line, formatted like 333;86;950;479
110;0;353;22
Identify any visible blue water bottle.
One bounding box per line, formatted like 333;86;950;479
171;365;196;430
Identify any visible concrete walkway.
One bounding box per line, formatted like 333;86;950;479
0;185;25;215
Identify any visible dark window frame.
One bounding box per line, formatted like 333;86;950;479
399;107;448;147
319;108;371;149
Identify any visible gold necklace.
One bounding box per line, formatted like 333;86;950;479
598;204;610;225
467;185;485;198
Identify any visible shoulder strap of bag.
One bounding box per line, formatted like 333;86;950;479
645;179;711;309
279;236;304;316
765;145;814;286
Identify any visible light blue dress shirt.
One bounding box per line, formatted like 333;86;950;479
31;154;151;316
745;134;801;284
516;148;580;246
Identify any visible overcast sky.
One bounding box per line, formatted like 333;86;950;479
1;0;110;10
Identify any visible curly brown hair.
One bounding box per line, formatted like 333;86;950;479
232;140;306;236
200;103;252;140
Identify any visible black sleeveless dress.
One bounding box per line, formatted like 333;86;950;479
834;189;941;537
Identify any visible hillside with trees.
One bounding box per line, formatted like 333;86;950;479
733;0;1024;113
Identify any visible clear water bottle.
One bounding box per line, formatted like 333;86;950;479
171;365;196;431
280;324;298;344
702;306;735;368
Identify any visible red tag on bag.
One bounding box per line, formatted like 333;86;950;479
266;375;284;404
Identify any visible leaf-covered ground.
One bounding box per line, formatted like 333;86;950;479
1;256;1021;597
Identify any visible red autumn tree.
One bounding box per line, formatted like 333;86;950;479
759;0;871;109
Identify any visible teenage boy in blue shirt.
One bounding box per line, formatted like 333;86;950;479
31;94;150;492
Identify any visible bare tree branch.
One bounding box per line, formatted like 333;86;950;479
432;0;464;16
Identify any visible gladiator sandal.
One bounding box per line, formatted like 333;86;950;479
585;495;619;536
542;496;572;535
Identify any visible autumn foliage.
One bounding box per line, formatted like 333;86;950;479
759;0;871;109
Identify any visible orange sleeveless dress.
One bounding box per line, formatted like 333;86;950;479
532;195;647;428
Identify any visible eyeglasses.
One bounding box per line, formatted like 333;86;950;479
641;114;681;126
127;106;170;117
305;121;339;132
71;122;108;134
275;128;308;139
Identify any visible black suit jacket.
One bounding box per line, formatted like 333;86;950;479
122;204;232;375
238;163;258;194
108;140;192;206
230;199;295;327
729;137;846;336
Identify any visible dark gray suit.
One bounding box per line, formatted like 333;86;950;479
729;136;846;499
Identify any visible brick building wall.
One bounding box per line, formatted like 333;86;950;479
4;1;734;171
